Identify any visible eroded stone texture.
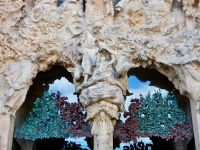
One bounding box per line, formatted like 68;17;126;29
1;0;200;149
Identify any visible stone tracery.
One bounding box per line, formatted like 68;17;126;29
1;0;200;149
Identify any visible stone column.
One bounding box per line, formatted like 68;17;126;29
92;112;114;150
190;99;200;150
86;101;119;150
174;140;188;150
15;139;34;150
0;114;15;150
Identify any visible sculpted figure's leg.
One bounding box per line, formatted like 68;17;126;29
84;74;89;83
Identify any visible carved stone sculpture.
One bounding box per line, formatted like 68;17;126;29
91;111;115;150
2;0;200;149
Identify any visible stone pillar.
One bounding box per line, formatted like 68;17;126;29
174;140;185;150
190;99;200;150
86;101;119;150
93;135;97;150
92;112;114;150
0;114;15;150
15;139;34;150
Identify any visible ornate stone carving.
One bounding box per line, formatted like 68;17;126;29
91;111;115;150
78;26;100;83
2;0;200;149
35;0;57;6
3;60;38;115
80;82;124;111
86;101;119;120
85;0;114;26
0;0;25;34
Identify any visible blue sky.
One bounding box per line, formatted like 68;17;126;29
128;76;150;89
49;76;167;149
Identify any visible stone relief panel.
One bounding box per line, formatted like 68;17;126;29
2;60;38;115
2;0;200;149
0;0;200;126
80;82;124;111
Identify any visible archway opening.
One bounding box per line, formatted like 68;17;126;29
116;67;194;150
12;66;195;150
13;65;91;150
127;67;192;119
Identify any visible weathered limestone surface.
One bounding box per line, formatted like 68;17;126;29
1;0;200;149
0;115;15;150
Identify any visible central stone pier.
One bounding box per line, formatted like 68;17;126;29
77;49;126;149
75;22;127;148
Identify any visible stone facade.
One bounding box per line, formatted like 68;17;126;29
1;0;200;149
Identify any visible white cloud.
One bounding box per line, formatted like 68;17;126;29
49;77;75;95
49;77;78;103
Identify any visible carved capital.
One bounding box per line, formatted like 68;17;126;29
86;101;119;120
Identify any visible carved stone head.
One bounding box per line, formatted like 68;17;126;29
93;21;103;34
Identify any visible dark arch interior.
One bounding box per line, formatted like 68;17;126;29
15;65;73;127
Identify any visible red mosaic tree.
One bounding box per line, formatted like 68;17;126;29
53;92;92;138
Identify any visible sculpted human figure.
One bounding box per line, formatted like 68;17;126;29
98;55;115;72
91;111;114;150
92;54;116;79
79;22;103;83
85;0;114;25
92;21;104;41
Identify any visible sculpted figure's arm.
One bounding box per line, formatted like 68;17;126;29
78;34;85;54
107;54;116;68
